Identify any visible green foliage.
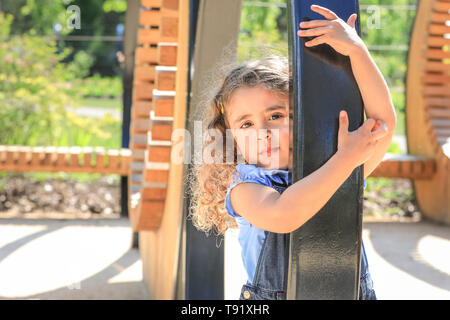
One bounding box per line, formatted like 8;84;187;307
74;74;123;99
103;0;127;13
238;0;287;61
2;0;69;36
0;12;76;146
0;12;121;150
1;0;125;77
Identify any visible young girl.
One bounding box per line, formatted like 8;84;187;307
188;4;396;300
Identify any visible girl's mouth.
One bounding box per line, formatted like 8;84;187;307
261;147;278;156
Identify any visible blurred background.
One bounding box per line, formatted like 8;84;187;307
1;0;449;301
0;0;418;220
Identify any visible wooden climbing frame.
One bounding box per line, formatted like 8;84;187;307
406;0;450;223
0;146;130;175
128;0;180;231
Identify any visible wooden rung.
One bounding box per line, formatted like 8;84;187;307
119;149;132;168
82;147;93;168
154;99;175;117
147;146;172;162
435;1;450;13
141;0;178;10
430;11;450;23
156;69;176;90
18;152;31;166
0;145;129;174
425;97;450;107
370;154;436;179
428;36;450;47
425;61;450;72
134;65;156;82
136;47;158;64
162;0;179;10
132;149;146;160
158;43;177;66
142;187;166;200
426;48;450;60
435;127;450;136
428;107;450;118
137;28;161;45
56;147;70;167
4;146;19;164
43;146;59;166
133;82;155;100
131;133;149;146
68;147;81;167
132;118;151;131
141;0;162;9
424;84;450;96
145;169;169;183
431;118;450;128
92;149;106;169
137;28;178;45
130;143;148;150
137;200;164;230
106;149;119;169
160;16;178;39
140;8;179;27
428;24;450;36
140;10;161;26
151;124;173;141
132;101;152;118
422;74;450;84
29;147;43;166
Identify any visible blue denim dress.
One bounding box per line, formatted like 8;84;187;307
225;163;376;300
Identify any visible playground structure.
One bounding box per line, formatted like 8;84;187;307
406;0;450;225
0;0;448;299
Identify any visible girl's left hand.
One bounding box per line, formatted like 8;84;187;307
297;4;366;57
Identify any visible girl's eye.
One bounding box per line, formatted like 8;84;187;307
241;122;252;129
270;113;284;120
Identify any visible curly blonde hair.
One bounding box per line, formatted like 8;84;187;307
187;55;290;235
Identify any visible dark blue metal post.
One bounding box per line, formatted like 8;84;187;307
286;0;364;299
120;0;140;219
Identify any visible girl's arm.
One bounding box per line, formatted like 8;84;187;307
230;150;356;234
297;5;397;178
349;45;397;178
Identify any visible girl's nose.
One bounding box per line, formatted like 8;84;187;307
257;128;271;140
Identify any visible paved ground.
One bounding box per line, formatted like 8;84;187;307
224;219;450;300
0;217;448;300
0;218;148;300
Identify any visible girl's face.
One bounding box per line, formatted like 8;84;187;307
226;85;292;170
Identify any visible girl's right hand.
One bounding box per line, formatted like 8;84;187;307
337;110;389;168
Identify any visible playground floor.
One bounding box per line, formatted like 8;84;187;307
0;217;448;300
